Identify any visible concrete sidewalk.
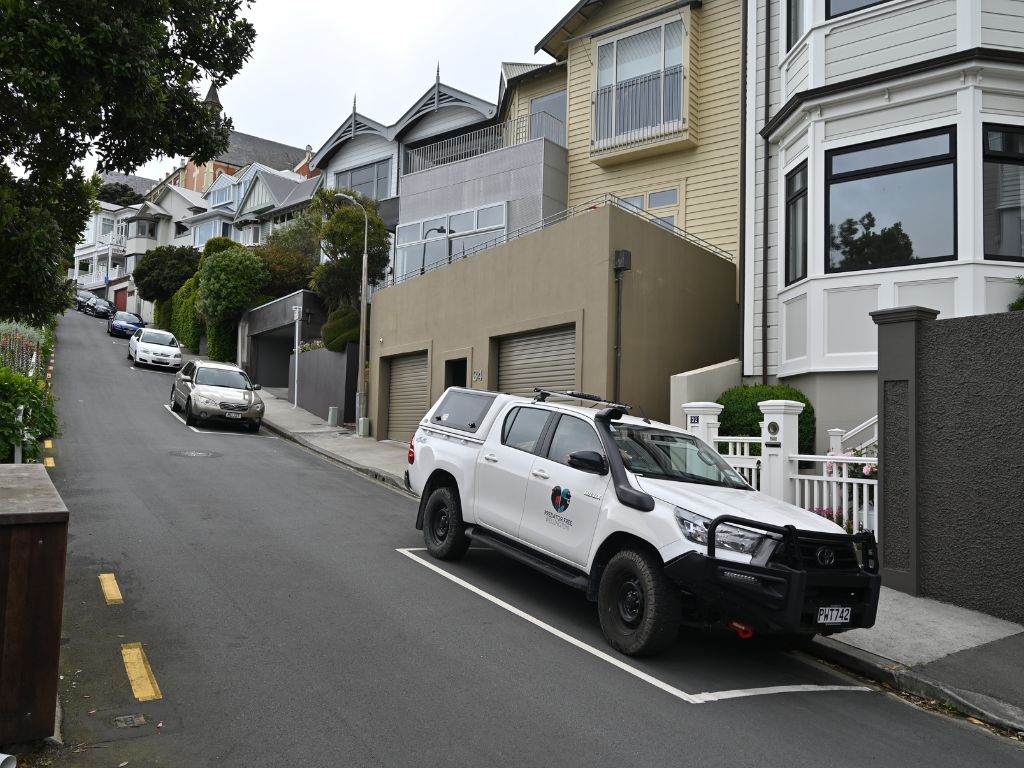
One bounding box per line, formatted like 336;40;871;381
260;391;1024;735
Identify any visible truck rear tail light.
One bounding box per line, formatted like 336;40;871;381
408;438;415;465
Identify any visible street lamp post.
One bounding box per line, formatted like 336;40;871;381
421;226;448;275
333;193;370;436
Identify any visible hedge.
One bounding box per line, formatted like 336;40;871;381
322;305;360;352
716;384;816;455
154;298;173;331
206;318;237;363
170;275;205;352
0;367;56;463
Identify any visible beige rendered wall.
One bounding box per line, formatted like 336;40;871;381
562;0;743;259
368;205;739;436
780;371;878;454
610;206;739;422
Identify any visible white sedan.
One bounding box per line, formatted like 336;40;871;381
128;328;183;370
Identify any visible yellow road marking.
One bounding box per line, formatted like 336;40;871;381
98;573;124;605
46;372;52;379
44;439;53;449
121;643;163;702
43;457;55;468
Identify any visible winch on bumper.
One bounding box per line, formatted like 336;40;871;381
664;515;881;635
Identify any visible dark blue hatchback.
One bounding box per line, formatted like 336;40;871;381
107;311;146;338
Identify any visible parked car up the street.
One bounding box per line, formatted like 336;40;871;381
128;329;183;370
170;361;264;432
108;311;145;338
83;296;114;318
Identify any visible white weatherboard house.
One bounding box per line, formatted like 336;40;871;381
744;0;1024;445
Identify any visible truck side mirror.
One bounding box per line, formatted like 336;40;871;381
567;450;608;475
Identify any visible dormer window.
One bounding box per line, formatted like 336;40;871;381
211;185;233;207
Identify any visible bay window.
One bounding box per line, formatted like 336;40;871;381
594;18;684;146
983;124;1024;262
334;159;391;201
827;0;893;18
826;127;956;273
394;203;506;282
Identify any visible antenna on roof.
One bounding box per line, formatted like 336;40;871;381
435;63;441;110
351;95;357;139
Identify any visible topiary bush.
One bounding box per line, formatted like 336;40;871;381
321;305;360;352
1009;276;1024;311
154;298;173;330
170;275;204;351
716;384;816;455
198;244;268;362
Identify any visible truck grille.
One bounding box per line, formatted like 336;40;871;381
772;535;860;571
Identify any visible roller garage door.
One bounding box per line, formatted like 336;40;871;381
497;325;576;398
387;352;429;442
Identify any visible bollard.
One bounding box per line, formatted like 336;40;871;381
327;406;339;427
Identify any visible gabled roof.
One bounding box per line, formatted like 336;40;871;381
501;62;546;81
126;200;171;221
309;112;391;171
309;80;496;171
217;130;308;171
536;0;605;59
497;60;564;118
391;82;496;139
235;169;302;221
273;175;322;213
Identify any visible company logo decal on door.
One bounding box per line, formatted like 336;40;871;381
545;486;573;529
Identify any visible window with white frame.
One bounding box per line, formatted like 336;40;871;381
135;220;157;239
785;162;808;285
334;159;391;201
191;219;219;248
826;0;894;19
826;127;956;273
211;185;233;207
983;124;1024;262
787;0;807;50
394;203;506;282
100;217;114;237
594;17;685;146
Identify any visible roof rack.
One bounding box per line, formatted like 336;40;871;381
532;388;631;412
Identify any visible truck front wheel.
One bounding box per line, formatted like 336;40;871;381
422;486;470;560
598;548;681;656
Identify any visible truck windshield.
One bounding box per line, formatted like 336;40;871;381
608;423;750;490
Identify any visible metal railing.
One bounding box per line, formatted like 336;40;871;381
98;233;127;249
376;193;733;291
68;265;123;285
593;65;685;152
404;112;566;175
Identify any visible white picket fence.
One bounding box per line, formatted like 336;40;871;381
684;401;879;539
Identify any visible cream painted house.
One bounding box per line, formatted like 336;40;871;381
537;0;744;260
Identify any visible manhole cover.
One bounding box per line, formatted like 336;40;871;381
168;450;220;458
114;714;146;728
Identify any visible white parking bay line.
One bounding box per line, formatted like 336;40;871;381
397;548;871;706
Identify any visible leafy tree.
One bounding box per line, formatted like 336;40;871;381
302;189;390;310
829;212;914;271
202;236;237;256
257;241;317;299
0;0;256;323
96;182;144;206
133;245;201;302
199;244;267;361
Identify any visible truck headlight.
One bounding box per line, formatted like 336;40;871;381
674;507;764;555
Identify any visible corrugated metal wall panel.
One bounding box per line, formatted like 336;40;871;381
497;325;576;398
387;353;429;442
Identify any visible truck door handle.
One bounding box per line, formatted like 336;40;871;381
483;454;498;463
531;469;550;479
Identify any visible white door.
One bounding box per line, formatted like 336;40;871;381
474;405;554;538
519;414;609;567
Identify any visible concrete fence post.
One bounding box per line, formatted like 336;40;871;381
828;428;845;456
758;400;805;505
682;402;724;447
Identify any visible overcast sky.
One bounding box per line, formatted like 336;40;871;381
124;0;568;183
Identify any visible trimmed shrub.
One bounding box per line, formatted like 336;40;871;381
170;275;204;351
133;245;200;302
716;384;816;455
0;367;57;463
1010;276;1024;311
321;305;360;352
206;317;237;363
154;298;173;330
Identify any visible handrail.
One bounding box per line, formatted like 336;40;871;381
404;112;566;175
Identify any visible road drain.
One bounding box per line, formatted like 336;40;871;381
114;714;146;728
169;450;221;458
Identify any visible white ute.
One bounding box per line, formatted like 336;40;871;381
407;388;880;656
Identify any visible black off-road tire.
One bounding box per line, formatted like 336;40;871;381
422;486;470;560
184;399;196;427
169;387;181;412
597;548;681;656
